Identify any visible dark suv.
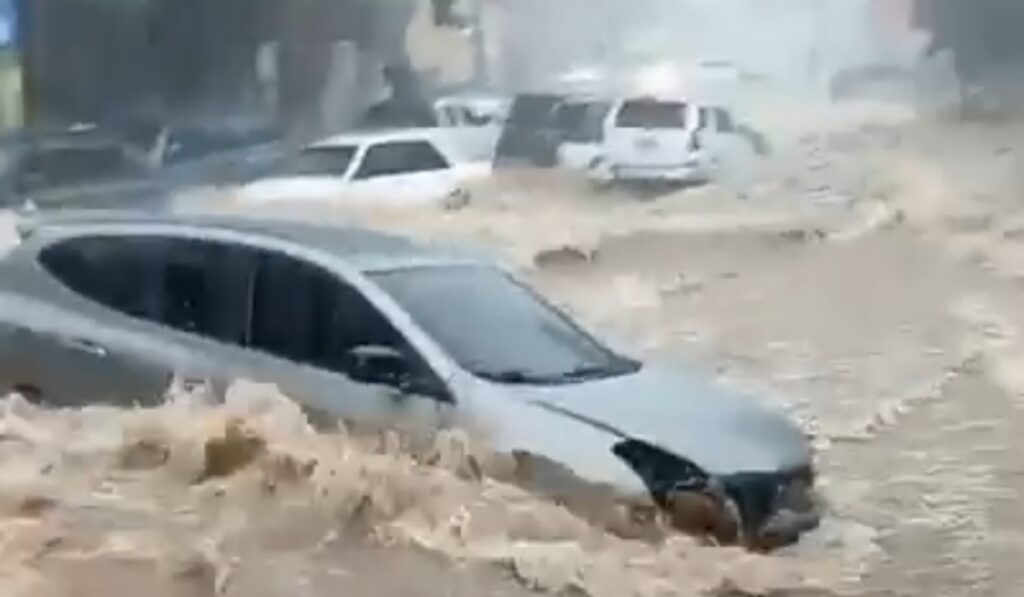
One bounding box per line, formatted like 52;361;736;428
493;93;568;168
0;126;160;210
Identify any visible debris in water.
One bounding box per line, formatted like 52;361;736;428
533;245;599;269
16;496;57;518
0;384;846;597
778;228;828;243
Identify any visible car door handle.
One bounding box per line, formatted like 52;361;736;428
59;336;108;358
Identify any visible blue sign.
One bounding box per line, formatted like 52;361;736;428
0;0;17;49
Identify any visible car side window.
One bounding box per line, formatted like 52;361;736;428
40;235;447;398
353;141;451;180
40;236;165;320
154;238;251;343
39;235;251;344
248;251;334;364
247;250;443;394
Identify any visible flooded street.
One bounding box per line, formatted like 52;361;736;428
5;114;1024;596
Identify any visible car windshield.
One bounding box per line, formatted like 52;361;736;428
616;100;689;129
280;146;357;176
370;265;640;385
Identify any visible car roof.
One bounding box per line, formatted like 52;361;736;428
310;127;449;149
434;93;509;108
15;210;485;273
620;95;693;104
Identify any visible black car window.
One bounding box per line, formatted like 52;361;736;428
282;146;358;177
353;140;450;180
39;235;250;343
616;100;689;129
154;239;252;344
247;250;439;387
40;236;165;320
40;234;447;398
248;251;335;364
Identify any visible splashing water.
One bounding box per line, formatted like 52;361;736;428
0;380;847;597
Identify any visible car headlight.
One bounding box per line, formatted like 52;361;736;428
612;439;820;548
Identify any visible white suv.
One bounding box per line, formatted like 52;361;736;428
589;97;710;185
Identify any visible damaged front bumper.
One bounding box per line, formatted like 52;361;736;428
708;465;822;550
613;440;821;550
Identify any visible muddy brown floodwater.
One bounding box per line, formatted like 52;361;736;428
6;114;1024;596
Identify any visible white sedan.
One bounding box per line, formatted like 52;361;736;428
237;129;490;207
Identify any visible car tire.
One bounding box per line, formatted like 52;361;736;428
443;187;472;211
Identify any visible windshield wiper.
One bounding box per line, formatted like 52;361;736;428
558;359;642;382
480;361;639;386
479;369;544;385
557;364;615;381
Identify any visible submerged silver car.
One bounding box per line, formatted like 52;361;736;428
0;211;819;547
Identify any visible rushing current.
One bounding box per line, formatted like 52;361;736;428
5;102;1024;596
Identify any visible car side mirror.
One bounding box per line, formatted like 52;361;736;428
345;345;440;397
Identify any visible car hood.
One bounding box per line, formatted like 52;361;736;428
505;365;811;476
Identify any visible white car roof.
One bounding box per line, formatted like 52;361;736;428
619;95;695;104
310;127;451;149
434;94;508;107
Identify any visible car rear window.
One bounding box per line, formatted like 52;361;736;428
616;100;688;129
